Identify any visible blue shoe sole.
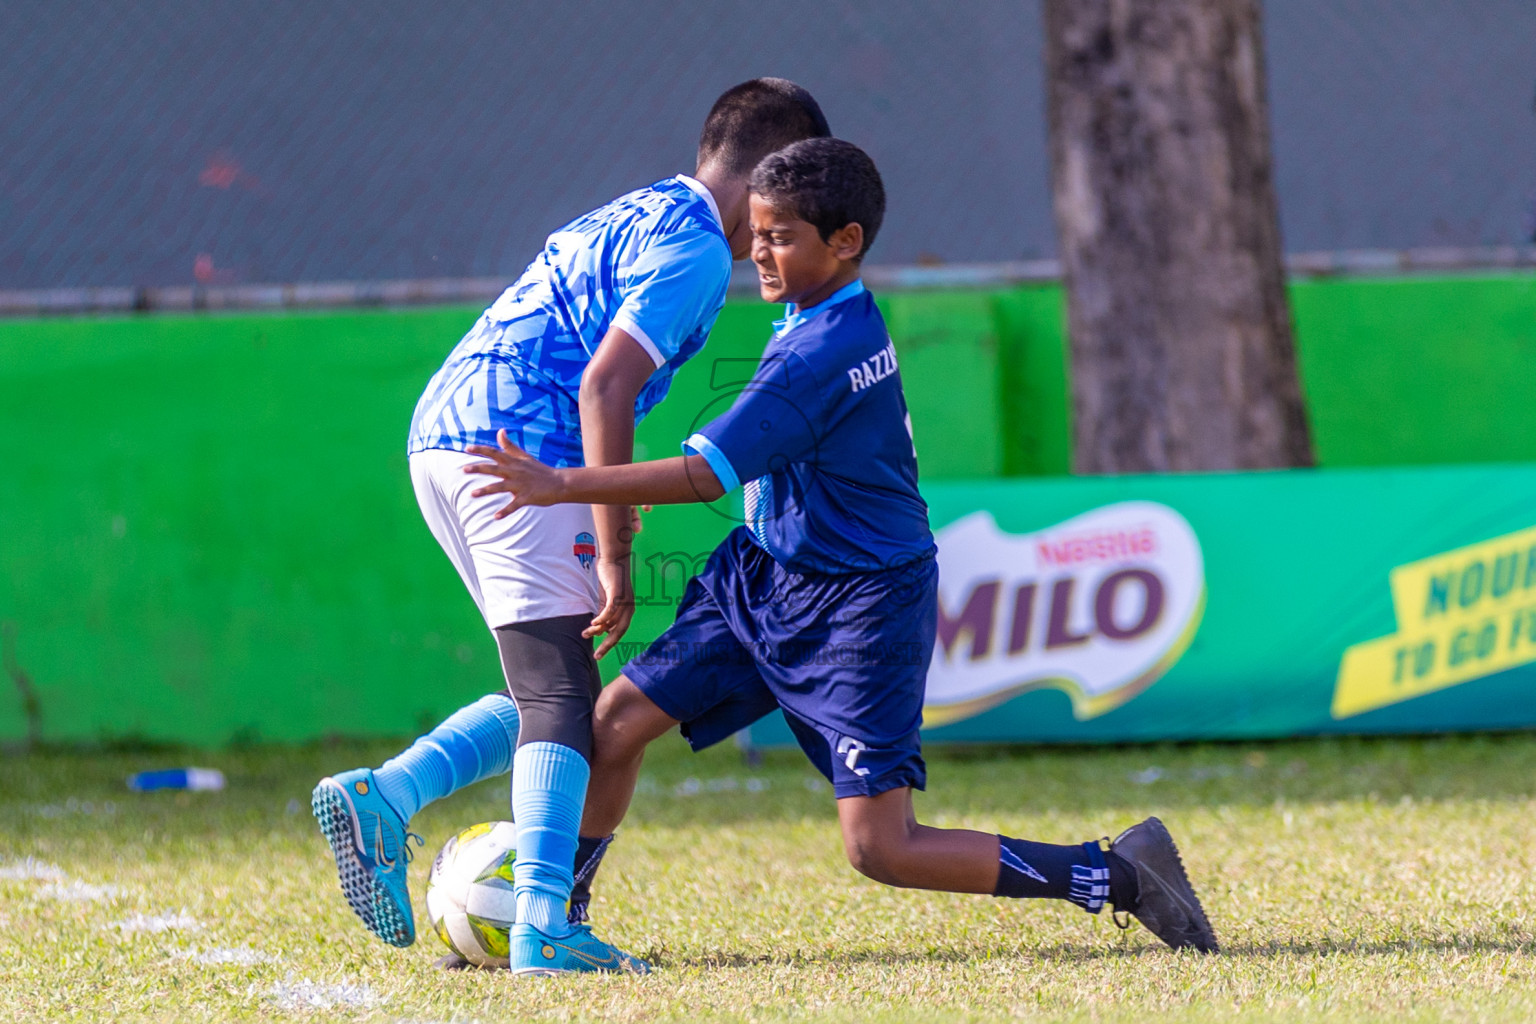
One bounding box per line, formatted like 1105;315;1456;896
311;778;415;947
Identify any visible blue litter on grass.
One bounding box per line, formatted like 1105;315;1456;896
127;768;226;792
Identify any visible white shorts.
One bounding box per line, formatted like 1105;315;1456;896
409;448;603;629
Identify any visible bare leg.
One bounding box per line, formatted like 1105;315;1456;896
836;787;1000;894
837;788;1219;953
581;675;679;837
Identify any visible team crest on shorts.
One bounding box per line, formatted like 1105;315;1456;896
573;532;597;570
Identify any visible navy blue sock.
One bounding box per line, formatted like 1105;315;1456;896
567;834;613;925
995;836;1136;914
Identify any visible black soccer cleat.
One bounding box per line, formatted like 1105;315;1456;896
1108;816;1219;953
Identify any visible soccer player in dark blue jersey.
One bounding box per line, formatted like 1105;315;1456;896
467;139;1218;954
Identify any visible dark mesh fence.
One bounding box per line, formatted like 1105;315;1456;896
1265;0;1536;256
2;0;1533;291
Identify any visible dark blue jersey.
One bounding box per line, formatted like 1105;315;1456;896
686;281;936;575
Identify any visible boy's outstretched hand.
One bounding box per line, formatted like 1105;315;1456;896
465;430;652;660
464;430;654;527
465;429;563;518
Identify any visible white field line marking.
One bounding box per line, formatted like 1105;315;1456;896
26;798;118;818
37;881;122;902
114;912;203;934
669;775;771;797
174;946;271;966
0;858;66;880
260;976;387;1011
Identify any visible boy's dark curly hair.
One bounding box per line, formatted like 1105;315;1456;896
750;138;885;261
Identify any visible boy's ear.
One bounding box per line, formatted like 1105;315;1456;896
829;222;864;262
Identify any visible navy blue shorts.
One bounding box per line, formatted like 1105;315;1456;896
624;528;937;798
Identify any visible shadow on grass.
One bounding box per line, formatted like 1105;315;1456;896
1220;936;1535;958
928;732;1536;810
661;934;1535;970
661;942;1156;970
3;731;1534;833
619;731;1536;827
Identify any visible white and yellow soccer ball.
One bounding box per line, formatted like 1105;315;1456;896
424;821;518;966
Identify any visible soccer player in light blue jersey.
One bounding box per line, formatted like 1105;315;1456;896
466;139;1219;957
311;79;830;973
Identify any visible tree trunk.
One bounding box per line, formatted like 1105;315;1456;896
1044;0;1314;472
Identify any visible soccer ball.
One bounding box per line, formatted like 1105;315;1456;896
424;821;518;966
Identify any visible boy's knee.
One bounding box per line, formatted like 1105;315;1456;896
838;789;919;886
841;825;903;885
592;676;672;761
593;676;643;733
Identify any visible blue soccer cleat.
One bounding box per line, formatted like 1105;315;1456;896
508;921;651;976
311;768;422;947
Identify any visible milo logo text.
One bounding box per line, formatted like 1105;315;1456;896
925;503;1206;726
937;567;1166;662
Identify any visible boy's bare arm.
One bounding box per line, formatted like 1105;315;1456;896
573;326;654;656
466;434;725;513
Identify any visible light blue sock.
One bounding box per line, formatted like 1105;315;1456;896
512;741;589;936
372;693;520;821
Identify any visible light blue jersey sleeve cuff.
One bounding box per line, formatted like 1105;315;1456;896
682;432;740;493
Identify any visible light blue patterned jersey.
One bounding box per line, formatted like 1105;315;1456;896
408;176;732;466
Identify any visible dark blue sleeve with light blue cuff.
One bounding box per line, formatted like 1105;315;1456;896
683;352;824;493
680;290;934;574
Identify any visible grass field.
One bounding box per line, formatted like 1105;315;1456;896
2;731;1535;1023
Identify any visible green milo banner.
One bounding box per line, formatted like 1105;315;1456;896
2;273;1534;746
751;465;1536;747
